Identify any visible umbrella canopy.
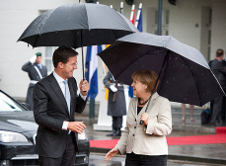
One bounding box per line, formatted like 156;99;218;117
98;32;224;106
18;3;138;48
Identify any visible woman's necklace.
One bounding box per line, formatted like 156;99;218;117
138;98;149;105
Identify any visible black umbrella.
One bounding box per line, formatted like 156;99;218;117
18;3;138;79
98;32;225;107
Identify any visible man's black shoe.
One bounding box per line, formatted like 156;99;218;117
113;130;121;136
106;130;116;136
216;122;224;126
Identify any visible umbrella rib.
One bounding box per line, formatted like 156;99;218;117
116;11;133;32
209;70;226;96
84;3;90;31
158;52;170;94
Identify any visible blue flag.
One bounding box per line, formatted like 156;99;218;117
129;4;143;98
136;5;143;32
85;45;102;99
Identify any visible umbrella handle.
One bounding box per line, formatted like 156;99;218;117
140;120;144;125
139;97;151;125
82;78;87;93
80;29;87;94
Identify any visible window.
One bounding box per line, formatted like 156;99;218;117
45;47;55;73
147;8;169;35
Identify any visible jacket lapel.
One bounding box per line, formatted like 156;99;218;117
48;73;69;115
137;92;159;119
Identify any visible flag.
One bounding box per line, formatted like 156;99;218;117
105;88;109;101
135;3;143;32
128;4;136;98
130;4;135;24
104;44;111;101
85;45;102;99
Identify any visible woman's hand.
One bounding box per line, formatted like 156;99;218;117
105;147;119;161
140;113;149;125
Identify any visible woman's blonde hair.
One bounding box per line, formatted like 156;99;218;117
132;69;159;93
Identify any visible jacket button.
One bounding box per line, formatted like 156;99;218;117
134;126;136;129
135;119;136;121
133;134;135;137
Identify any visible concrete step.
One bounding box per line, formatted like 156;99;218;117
171;107;203;114
172;113;201;119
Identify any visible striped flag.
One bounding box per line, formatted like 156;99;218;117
135;3;143;32
130;4;135;24
128;4;136;98
85;45;102;99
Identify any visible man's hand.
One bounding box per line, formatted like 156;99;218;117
67;121;86;134
140;113;149;125
79;79;90;96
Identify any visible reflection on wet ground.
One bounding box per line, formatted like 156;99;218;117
89;154;223;166
169;143;226;159
86;125;208;141
89;154;124;166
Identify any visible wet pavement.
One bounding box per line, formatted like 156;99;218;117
86;124;226;165
78;106;226;165
89;154;223;166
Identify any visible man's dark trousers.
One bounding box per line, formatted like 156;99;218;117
39;134;75;166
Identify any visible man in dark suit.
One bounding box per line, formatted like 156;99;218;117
33;46;90;166
210;49;226;126
22;52;48;110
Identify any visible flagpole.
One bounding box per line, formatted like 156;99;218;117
120;2;123;14
157;0;163;35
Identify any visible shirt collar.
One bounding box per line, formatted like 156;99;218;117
53;71;67;84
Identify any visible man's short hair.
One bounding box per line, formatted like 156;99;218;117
216;49;224;57
52;46;78;68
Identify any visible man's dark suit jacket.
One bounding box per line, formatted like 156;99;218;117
33;73;87;158
210;59;226;89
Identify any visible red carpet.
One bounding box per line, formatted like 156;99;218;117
216;127;226;134
90;127;226;149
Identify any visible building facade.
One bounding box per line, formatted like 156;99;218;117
0;0;226;102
